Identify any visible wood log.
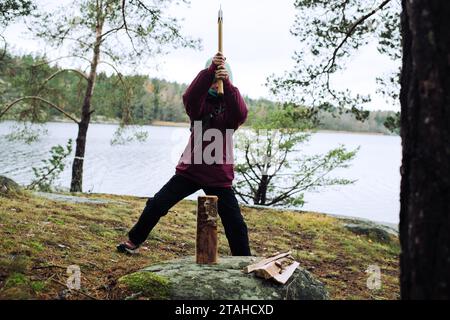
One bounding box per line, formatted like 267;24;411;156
243;251;292;273
196;195;218;264
254;256;295;279
273;261;300;285
244;251;299;285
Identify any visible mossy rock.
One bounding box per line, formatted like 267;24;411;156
0;176;21;196
0;273;32;299
119;256;328;300
118;271;171;300
0;286;33;299
344;222;394;244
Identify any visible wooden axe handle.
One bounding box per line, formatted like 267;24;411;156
218;9;224;96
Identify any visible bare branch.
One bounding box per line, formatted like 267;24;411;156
0;34;7;60
0;96;80;123
244;143;261;181
324;0;392;74
286;0;393;98
267;146;289;185
32;55;92;68
231;187;251;204
37;69;88;95
239;170;258;195
121;0;138;54
265;157;328;206
133;0;161;20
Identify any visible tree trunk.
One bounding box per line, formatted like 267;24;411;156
70;18;104;192
400;0;450;299
254;174;269;205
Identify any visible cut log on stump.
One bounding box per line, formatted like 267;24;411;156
196;195;218;264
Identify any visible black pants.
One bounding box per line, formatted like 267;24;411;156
128;174;252;256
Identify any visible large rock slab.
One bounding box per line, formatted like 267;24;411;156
118;256;329;300
0;176;21;196
33;191;125;205
343;221;396;244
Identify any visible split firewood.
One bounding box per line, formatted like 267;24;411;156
254;261;282;280
273;261;300;285
243;251;292;273
253;256;295;280
243;251;300;284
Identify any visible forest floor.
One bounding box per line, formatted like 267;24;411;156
0;190;400;300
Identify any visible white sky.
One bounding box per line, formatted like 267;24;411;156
2;0;400;111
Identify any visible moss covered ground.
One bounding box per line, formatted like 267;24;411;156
0;191;399;300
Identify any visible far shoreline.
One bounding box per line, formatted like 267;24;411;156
1;118;395;136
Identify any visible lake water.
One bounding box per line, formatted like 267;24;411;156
0;121;401;224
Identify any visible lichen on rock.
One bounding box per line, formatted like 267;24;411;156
119;256;329;300
344;222;394;244
118;271;171;300
0;176;21;196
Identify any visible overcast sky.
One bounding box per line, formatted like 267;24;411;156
3;0;400;111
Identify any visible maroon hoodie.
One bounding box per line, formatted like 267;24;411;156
175;62;248;187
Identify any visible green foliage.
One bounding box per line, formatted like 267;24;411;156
110;125;149;145
234;106;358;206
316;109;398;134
0;52;190;124
3;121;49;144
2;52;400;135
251;103;316;130
269;0;401;129
0;0;35;25
383;112;400;134
0;52;62;123
29;0;200;67
27;139;73;192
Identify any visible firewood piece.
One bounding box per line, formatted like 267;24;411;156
253;257;295;280
243;251;291;273
196;195;218;264
267;251;281;258
273;261;300;285
254;261;281;279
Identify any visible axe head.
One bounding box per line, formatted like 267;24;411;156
218;5;223;22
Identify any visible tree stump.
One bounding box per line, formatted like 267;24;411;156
196;195;218;264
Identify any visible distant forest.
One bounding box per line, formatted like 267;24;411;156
1;52;398;134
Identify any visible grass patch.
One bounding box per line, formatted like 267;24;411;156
0;190;400;300
118;271;171;300
5;273;28;288
30;280;46;293
28;241;45;252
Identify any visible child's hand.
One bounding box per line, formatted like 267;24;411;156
212;52;226;66
215;65;229;80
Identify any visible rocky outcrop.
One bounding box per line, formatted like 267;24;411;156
33;191;126;205
343;221;396;244
118;256;329;300
0;176;21;196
